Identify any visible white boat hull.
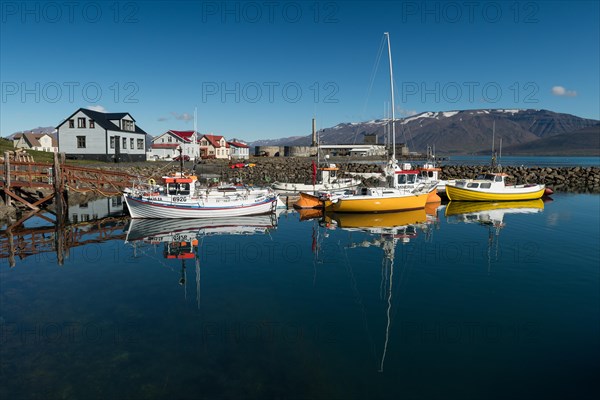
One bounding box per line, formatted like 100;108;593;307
271;180;360;193
124;193;278;219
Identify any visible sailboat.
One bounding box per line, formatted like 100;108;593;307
321;33;435;213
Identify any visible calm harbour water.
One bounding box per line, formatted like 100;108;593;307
1;193;599;399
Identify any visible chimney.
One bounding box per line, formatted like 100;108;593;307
311;118;317;147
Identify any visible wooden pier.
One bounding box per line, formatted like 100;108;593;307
1;151;139;212
0;215;129;267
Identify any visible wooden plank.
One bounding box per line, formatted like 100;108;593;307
3;188;40;211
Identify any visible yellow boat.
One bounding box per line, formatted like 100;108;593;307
445;173;545;201
323;187;431;213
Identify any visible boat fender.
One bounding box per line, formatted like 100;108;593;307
148;178;156;186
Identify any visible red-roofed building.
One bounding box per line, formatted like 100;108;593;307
148;130;200;160
228;140;250;160
199;134;230;159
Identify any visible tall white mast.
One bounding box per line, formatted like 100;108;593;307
385;32;396;162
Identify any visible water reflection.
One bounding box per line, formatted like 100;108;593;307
444;199;546;271
318;209;438;372
124;213;280;307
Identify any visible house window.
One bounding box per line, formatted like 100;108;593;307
130;138;134;149
168;136;172;142
78;118;86;128
122;138;127;149
121;120;134;132
77;136;86;148
110;136;115;149
137;139;144;149
69;119;74;128
89;120;95;128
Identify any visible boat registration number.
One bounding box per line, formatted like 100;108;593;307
172;197;187;202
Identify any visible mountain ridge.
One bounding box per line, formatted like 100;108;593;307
249;108;599;155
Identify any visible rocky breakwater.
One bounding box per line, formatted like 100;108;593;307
218;158;384;186
440;165;600;193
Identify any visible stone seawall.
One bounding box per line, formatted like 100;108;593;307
213;159;600;193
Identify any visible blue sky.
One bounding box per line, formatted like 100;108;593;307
1;0;598;141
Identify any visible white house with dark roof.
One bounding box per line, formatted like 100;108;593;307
56;108;148;162
13;132;58;153
228;140;249;160
148;130;199;161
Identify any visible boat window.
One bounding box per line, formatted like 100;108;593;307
361;188;368;195
397;175;407;184
480;182;491;188
179;183;190;195
407;174;416;184
467;182;479;188
167;183;177;195
495;176;503;182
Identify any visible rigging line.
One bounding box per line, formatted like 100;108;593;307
341;238;378;363
361;34;387;118
379;239;395;373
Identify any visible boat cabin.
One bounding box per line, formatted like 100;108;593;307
319;164;339;183
161;175;197;196
418;163;441;181
454;173;507;189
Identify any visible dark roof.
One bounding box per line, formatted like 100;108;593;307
228;141;249;148
57;108;148;135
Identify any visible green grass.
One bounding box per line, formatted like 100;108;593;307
0;138;109;165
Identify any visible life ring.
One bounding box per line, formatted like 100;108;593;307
148;178;156;186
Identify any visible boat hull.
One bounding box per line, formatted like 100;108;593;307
445;185;545;201
124;194;278;218
324;192;429;213
294;192;324;209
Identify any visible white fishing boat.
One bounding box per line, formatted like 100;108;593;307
272;162;362;193
123;173;279;218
